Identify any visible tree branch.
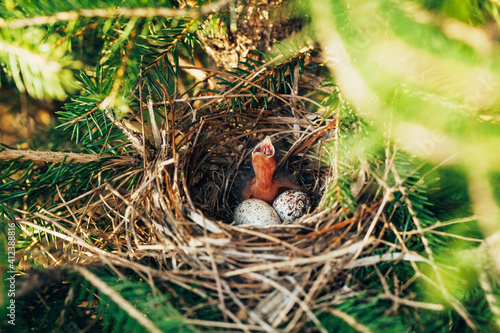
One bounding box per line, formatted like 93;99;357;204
0;148;135;165
0;0;232;28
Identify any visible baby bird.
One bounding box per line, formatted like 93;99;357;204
242;136;301;204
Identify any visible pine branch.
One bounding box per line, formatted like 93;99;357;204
0;0;233;29
74;266;163;333
2;0;499;332
0;148;136;165
0;41;61;72
325;308;373;333
0;27;77;100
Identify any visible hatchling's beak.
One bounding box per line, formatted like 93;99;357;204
252;136;275;158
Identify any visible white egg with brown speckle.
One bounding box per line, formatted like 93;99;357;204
272;190;311;222
234;199;281;227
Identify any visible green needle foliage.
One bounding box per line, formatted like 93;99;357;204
1;0;500;332
12;267;205;332
0;26;78;100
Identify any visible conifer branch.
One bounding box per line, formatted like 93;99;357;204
73;266;163;333
4;0;498;331
0;41;62;72
326;308;373;333
0;148;135;165
101;106;148;158
0;0;233;29
0;35;76;100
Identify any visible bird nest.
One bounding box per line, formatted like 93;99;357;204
16;49;435;332
142;111;352;331
101;52;415;332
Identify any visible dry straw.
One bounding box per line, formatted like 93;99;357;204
12;49;474;332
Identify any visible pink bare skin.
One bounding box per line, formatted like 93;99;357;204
242;136;301;204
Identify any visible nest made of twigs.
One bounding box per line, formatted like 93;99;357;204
114;55;395;332
12;48;436;331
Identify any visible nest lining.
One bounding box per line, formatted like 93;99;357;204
184;108;329;223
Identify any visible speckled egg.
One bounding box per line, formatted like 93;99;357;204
234;199;281;227
272;190;311;222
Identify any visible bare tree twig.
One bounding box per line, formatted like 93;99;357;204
0;148;135;165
